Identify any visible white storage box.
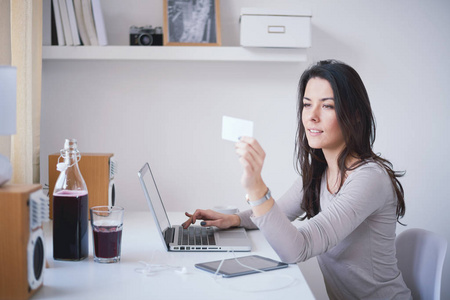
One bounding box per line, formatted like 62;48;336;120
240;8;312;48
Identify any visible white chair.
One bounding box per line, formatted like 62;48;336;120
395;228;447;300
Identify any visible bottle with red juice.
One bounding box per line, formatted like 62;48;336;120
53;138;89;261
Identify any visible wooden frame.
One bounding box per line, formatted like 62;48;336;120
163;0;221;46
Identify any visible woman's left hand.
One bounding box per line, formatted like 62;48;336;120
235;136;267;196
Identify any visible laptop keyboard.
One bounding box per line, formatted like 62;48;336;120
178;226;216;245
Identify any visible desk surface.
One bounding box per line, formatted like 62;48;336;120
34;211;315;299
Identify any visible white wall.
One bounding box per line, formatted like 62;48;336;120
40;1;450;299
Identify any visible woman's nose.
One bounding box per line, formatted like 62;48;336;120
308;105;319;122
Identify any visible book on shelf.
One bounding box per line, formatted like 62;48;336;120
58;0;73;45
82;0;99;46
47;0;108;46
65;0;81;46
91;0;108;46
51;0;65;45
73;0;90;45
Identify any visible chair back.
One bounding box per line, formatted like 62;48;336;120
396;228;447;300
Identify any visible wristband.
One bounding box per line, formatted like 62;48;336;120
246;188;271;207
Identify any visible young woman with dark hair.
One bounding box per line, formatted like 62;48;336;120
296;60;406;222
184;60;411;299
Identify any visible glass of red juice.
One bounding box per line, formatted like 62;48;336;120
90;206;124;263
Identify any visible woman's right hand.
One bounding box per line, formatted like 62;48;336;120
182;209;241;229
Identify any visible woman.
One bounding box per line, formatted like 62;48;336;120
183;60;411;299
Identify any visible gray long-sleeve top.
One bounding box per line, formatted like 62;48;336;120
237;162;411;299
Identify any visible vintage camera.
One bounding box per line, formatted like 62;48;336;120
130;26;163;46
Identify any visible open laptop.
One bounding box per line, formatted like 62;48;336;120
138;162;252;252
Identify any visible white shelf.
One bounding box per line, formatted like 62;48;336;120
42;46;307;62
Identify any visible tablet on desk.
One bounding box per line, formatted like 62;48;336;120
195;255;288;278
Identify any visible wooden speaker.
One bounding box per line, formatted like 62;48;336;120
0;184;45;300
48;153;115;219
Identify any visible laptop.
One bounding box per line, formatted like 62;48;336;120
138;162;252;252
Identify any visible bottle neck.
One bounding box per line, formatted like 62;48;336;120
62;150;80;167
54;140;87;193
63;153;77;163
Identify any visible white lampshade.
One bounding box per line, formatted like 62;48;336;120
0;66;17;135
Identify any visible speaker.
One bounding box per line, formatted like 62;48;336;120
48;153;116;219
0;184;48;300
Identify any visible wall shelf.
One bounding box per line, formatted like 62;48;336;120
42;46;307;62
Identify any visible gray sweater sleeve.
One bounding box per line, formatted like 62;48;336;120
249;165;391;264
236;177;305;229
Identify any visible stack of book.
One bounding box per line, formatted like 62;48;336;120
45;0;108;46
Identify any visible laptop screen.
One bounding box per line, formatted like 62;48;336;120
138;163;171;235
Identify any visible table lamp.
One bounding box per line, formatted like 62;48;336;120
0;66;17;186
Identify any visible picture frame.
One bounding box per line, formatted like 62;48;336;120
163;0;221;46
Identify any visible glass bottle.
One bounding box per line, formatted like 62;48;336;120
53;138;89;261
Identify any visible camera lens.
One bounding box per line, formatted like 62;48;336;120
139;33;153;45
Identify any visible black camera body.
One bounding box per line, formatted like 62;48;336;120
129;26;163;46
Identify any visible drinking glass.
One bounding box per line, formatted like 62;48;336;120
90;206;124;263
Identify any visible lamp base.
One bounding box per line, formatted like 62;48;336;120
0;153;12;186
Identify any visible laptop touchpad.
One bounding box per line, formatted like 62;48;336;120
219;231;247;239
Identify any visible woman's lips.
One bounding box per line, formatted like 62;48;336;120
308;129;323;136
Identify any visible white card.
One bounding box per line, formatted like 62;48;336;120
222;116;254;142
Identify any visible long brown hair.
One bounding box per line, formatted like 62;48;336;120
294;60;406;223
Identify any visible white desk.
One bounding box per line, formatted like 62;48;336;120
34;211;315;299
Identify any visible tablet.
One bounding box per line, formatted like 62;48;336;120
195;255;288;278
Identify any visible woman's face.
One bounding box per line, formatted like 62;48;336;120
302;77;345;155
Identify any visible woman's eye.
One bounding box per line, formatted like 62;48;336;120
323;104;334;109
303;103;311;107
